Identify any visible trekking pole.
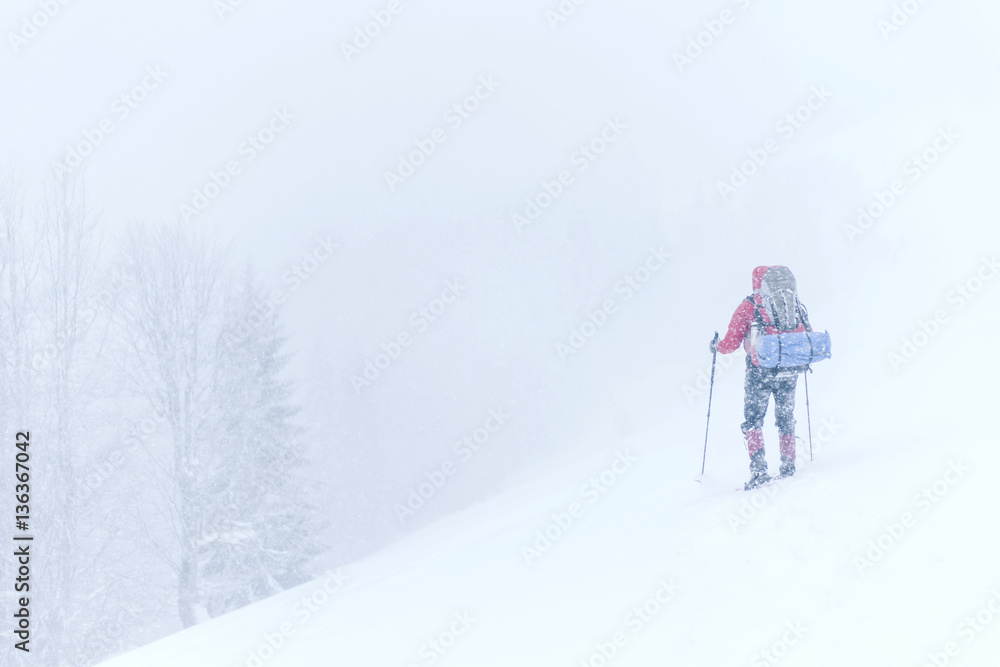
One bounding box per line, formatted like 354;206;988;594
700;332;720;476
804;367;814;462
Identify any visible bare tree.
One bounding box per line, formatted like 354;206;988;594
32;176;103;663
113;223;230;627
0;169;38;418
0;173;119;665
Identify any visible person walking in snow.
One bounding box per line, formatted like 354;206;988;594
711;266;814;489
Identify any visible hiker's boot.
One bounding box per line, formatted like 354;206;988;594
745;438;771;490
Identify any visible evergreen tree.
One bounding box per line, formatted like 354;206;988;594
202;270;326;617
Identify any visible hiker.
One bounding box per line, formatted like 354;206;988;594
711;266;814;490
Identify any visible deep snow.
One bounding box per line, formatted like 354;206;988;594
102;284;1000;665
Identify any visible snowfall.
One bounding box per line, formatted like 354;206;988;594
6;0;991;665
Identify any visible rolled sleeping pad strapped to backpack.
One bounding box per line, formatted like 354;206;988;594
754;330;832;369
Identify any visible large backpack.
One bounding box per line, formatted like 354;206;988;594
758;266;801;331
746;267;831;369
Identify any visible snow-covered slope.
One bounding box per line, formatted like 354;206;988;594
55;0;1000;663
101;333;1000;667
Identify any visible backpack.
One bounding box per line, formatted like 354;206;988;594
746;267;831;369
759;266;801;331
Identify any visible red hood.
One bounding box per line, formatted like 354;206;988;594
752;265;780;292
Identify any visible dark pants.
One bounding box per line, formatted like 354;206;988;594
742;367;797;437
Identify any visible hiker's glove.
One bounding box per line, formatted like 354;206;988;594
709;338;718;354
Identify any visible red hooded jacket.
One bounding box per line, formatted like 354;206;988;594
717;266;812;367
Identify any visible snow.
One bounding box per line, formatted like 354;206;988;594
4;0;998;664
101;353;1000;667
